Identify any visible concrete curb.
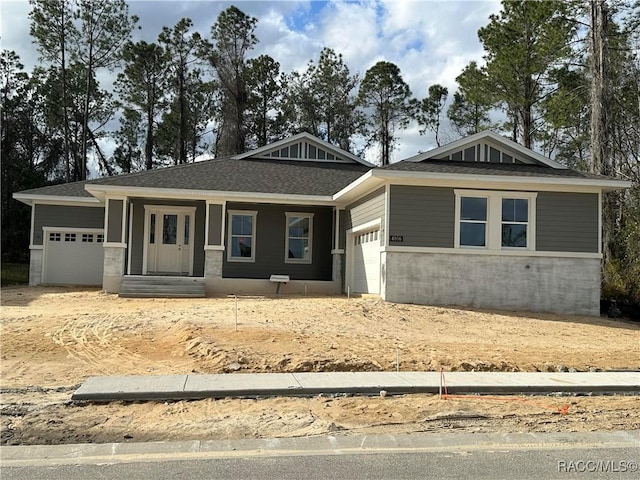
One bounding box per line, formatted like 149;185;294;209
71;371;640;402
2;431;639;466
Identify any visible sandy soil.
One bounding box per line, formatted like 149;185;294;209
1;287;639;446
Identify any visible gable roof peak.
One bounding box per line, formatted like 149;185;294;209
233;132;374;167
404;130;567;169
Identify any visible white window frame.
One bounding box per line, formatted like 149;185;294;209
454;190;537;251
457;194;489;249
227;210;257;262
284;212;314;264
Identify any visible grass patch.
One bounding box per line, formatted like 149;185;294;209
1;262;29;286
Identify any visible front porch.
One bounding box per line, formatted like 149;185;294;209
101;196;344;297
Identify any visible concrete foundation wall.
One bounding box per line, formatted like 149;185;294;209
29;248;43;286
103;246;126;293
383;252;600;316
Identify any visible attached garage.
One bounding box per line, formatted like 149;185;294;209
43;228;104;285
350;228;381;294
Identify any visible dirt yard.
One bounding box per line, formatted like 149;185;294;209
1;287;639;446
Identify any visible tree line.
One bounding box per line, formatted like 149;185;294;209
2;0;639;305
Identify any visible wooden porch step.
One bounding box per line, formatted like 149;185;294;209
119;276;205;298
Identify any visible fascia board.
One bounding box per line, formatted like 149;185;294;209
332;170;385;204
84;184;336;206
12;193;102;207
372;170;632;191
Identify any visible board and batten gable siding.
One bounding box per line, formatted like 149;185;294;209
207;204;223;246
222;203;333;281
536;192;599;253
129;199;206;276
344;187;385;234
32;204;105;245
388;186;455;248
107;199;124;243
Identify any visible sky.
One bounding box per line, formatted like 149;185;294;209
0;0;503;169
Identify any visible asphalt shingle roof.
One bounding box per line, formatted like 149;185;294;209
18;157;614;200
380;160;607;180
18;158;371;198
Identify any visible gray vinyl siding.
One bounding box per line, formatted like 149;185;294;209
536;192;599;253
207;204;223;246
129;199;206;276
344;187;385;241
33;204;104;245
107;199;123;243
388;186;455;248
222;203;333;281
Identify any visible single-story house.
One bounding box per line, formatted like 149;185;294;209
14;131;630;315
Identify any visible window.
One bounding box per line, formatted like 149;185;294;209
285;213;313;263
149;214;156;244
49;232;61;242
501;198;528;248
162;214;178;245
64;233;76;242
97;234;104;243
228;211;257;262
82;233;94;243
459;197;487;247
455;190;536;251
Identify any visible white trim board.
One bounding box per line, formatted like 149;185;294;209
383;246;601;259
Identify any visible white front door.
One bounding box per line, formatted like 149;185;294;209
144;207;195;275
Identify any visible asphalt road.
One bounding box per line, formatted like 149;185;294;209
3;432;638;480
3;446;639;480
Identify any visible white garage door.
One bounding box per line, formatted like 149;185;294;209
44;229;104;285
351;228;381;294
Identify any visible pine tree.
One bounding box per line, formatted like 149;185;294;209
209;6;258;156
357;61;415;166
245;54;285;148
477;0;575;148
416;84;448;146
116;40;168;170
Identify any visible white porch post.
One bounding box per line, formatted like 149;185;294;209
331;207;344;289
102;196;128;293
204;200;226;294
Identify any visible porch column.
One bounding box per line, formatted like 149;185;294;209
331;207;345;288
103;196;128;293
204;200;225;294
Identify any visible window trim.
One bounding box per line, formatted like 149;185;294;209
227;210;258;263
454;190;537;251
284;212;314;264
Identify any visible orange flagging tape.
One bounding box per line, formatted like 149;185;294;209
439;369;570;415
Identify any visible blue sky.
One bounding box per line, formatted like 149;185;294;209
0;0;502;167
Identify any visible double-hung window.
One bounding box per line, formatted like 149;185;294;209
455;190;536;251
501;198;529;248
228;210;257;262
459;197;488;247
285;212;313;263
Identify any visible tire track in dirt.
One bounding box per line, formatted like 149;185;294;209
48;315;149;375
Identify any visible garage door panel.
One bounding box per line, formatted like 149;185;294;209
351;228;380;294
45;230;104;285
